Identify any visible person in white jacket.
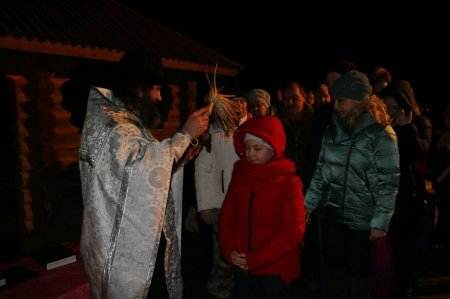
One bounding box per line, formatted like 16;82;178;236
195;86;250;299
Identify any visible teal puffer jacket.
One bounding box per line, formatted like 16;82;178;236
305;113;400;231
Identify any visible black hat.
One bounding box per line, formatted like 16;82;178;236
119;48;164;85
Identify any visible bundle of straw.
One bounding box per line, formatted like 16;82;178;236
204;65;241;134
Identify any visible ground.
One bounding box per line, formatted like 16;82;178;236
181;232;450;299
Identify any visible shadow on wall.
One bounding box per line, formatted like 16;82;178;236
40;162;83;247
0;75;21;261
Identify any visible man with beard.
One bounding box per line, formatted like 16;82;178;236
277;83;314;295
277;82;314;178
78;48;210;299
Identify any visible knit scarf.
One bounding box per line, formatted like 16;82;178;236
230;158;296;193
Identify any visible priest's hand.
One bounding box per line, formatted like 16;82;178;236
181;106;210;139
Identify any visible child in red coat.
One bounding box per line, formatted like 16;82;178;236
220;116;305;298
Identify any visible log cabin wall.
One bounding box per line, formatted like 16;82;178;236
2;72;83;255
1;64;203;256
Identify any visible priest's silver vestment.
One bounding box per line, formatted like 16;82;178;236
79;87;188;299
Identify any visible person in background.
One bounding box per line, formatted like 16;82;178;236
325;59;357;89
431;105;450;247
305;70;400;299
313;84;331;108
220;116;305;299
195;83;250;299
278;82;314;177
379;79;432;299
369;66;392;95
247;88;276;117
79;48;210;299
301;82;333;298
272;89;284;112
306;89;315;107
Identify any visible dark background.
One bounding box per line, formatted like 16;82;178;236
120;1;449;125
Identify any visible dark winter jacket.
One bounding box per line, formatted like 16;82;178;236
380;80;433;234
305;113;400;231
279;103;314;177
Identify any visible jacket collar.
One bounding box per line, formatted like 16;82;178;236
332;112;376;141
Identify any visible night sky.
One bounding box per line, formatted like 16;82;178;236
121;1;449;122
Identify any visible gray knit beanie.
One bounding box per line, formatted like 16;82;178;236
331;70;372;101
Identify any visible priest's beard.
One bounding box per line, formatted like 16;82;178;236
135;97;162;129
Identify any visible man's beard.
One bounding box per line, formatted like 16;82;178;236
284;104;304;120
136;97;162;129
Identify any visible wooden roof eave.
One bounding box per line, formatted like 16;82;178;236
0;36;239;76
162;58;239;76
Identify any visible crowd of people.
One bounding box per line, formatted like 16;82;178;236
77;48;449;299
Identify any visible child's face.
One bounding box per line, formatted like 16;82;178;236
244;140;273;165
